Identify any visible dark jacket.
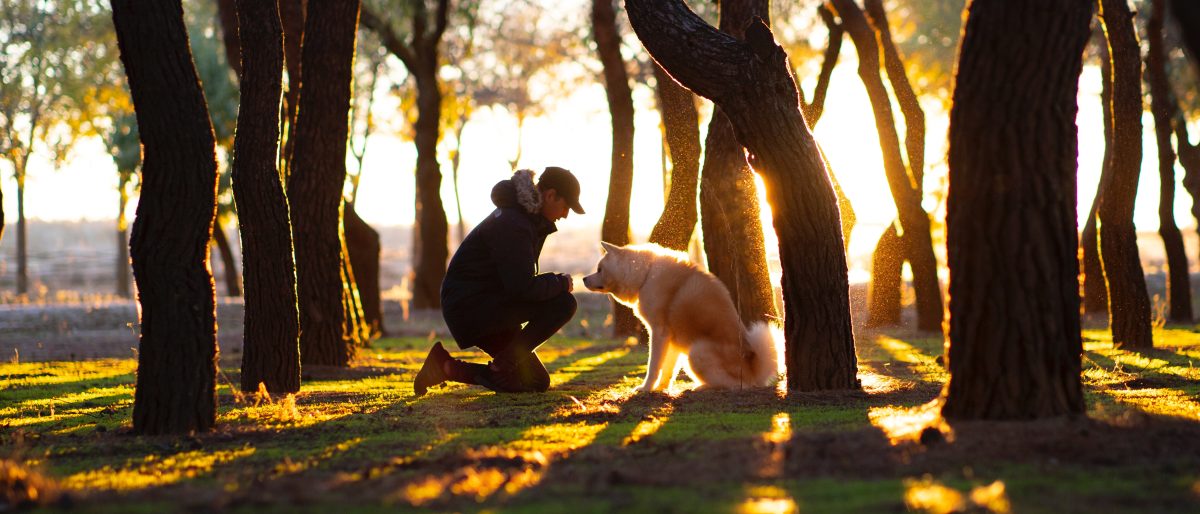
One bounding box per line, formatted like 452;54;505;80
440;172;570;346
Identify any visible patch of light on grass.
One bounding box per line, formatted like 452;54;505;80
858;370;904;394
758;413;792;478
0;360;136;390
875;336;947;384
738;485;797;514
970;480;1011;513
1105;388;1200;421
549;347;631;387
904;476;1011;514
64;446;256;491
272;437;365;478
623;403;674;446
868;402;946;445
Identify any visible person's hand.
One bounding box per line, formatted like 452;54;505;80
560;273;574;293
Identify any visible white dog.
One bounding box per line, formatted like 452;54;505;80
582;242;782;392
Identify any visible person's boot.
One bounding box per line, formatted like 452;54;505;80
413;341;451;396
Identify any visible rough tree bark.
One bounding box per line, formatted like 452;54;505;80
233;0;301;394
111;0;220;434
1147;0;1192;323
287;0;360;367
697;0;778;327
941;0;1089;420
626;0;858;391
1081;29;1113;316
832;0;942;332
360;2;450;311
1097;0;1152;349
647;62;700;252
594;0;642;337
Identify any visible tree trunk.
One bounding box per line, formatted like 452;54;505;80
340;222;370;346
211;219;242;297
941;0;1089;420
345;202;385;337
16;170;27;295
1081;29;1113;316
233;0;301;394
647;62;701;252
112;0;220;434
287;0;360;367
410;62;449;310
1148;0;1193;324
216;0;241;78
626;0;858;391
594;0;641;337
867;222;902;326
278;0;305;176
116;176;132;299
832;0;942;333
800;4;842;126
1178;109;1200;260
1097;0;1152;349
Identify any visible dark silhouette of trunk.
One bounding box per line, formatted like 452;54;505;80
216;0;241;78
279;0;305;176
112;0;220;434
799;4;842;126
1098;0;1152;349
648;62;700;251
868;222;902;326
832;0;942;332
233;0;301;394
941;0;1089;420
116;175;132;298
1081;29;1113;315
0;185;4;244
345;202;384;337
1148;0;1192;324
287;0;360;367
696;0;778;328
1172;0;1200;66
16;170;27;294
1178;106;1200;259
594;0;641;337
360;2;450;311
340;222;370;346
449;117;469;243
211;220;242;297
627;0;858;391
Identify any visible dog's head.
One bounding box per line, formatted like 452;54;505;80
583;241;642;301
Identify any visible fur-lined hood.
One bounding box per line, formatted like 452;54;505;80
490;169;542;214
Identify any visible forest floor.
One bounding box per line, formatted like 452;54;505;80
3;318;1200;512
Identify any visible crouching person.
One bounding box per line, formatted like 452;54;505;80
413;167;585;395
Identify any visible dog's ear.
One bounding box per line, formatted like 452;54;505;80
600;241;619;255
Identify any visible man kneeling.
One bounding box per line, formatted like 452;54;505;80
413;167;584;394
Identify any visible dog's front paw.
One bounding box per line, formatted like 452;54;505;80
633;384;653;394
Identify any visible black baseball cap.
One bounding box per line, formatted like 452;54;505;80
537;166;585;214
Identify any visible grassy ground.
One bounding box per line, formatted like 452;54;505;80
3;326;1200;513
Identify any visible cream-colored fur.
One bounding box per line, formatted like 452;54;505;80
582;242;783;392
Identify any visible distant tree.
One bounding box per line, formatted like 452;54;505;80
647;62;700;252
345;35;388;338
111;0;220;434
279;0;305;175
1147;0;1192;323
830;0;942;333
233;0;302;393
1081;29;1113;316
593;0;641;337
1097;0;1152;349
627;0;858;391
941;0;1090;419
288;0;363;367
360;0;454;310
105;111;139;299
696;0;777;327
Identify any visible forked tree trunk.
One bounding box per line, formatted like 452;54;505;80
647;62;700;252
1147;0;1193;323
594;0;642;337
212;220;242;297
626;0;858;391
697;0;778;327
832;0;942;332
287;0;360;367
1081;29;1113;316
1097;0;1152;349
233;0;301;394
941;0;1089;420
799;4;842;126
345;202;385;338
112;0;220;434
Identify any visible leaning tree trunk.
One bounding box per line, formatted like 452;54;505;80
1148;0;1192;324
647;62;700;252
833;0;942;332
410;59;450;310
233;0;301;394
1098;0;1152;349
594;0;642;337
1081;29;1113;316
212;220;242;297
112;0;220;434
345;202;385;338
287;0;360;367
941;0;1089;420
626;0;858;391
697;0;778;328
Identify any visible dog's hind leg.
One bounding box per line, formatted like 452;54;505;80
650;343;683;391
637;330;671;392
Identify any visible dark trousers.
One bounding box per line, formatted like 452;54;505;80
442;291;577;392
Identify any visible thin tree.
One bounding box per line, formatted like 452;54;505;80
111;0;220;434
106;112;139;299
1081;28;1113;316
697;0;778;327
647;62;700;252
941;0;1090;420
626;0;858;391
1097;0;1152;349
1147;0;1192;323
360;1;452;310
233;0;302;393
287;0;362;367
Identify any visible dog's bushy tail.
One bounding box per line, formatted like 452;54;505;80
747;322;785;386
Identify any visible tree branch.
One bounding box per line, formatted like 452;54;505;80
624;0;746;103
430;0;450;48
803;4;842;125
360;4;417;71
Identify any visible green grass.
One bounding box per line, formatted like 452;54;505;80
4;328;1200;512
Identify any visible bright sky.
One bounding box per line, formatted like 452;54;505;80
2;54;1195;271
